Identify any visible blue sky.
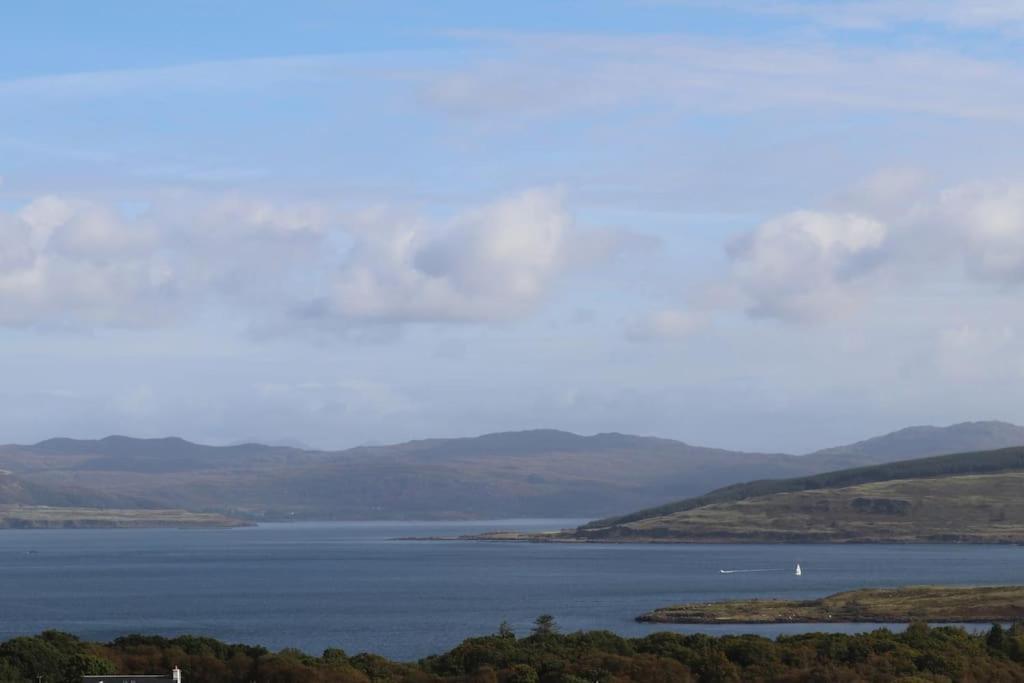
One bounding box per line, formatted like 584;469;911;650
4;1;1024;451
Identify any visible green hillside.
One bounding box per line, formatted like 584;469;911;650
575;446;1024;542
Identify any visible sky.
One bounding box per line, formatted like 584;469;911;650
4;1;1024;452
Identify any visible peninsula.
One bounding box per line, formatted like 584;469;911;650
0;505;248;529
464;446;1024;544
638;585;1024;624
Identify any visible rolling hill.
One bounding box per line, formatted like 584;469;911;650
1;421;1023;521
0;469;153;509
570;447;1024;542
1;430;802;519
807;420;1024;465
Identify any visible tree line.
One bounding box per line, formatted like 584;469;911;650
5;617;1024;682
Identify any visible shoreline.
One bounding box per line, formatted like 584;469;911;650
406;530;1024;545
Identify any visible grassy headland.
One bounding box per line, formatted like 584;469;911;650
576;471;1024;543
0;505;248;528
500;447;1024;543
638;585;1024;624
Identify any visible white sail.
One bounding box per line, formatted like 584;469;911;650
795;563;802;576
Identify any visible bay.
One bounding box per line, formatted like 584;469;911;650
0;520;1020;661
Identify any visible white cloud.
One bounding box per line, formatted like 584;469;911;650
726;210;887;321
0;197;172;326
0;188;623;331
153;193;333;310
937;182;1024;283
320;188;617;323
188;195;328;240
0;191;337;329
20;196;157;258
710;176;1024;324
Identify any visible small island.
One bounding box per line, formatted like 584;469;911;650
638;585;1024;624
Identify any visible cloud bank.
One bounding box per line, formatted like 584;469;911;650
714;177;1024;324
0;188;626;331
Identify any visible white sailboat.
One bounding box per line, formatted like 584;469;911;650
795;563;802;576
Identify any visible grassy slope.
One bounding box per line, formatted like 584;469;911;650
582;446;1024;531
606;472;1024;542
639;585;1024;623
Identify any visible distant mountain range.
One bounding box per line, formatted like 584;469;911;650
1;420;1022;521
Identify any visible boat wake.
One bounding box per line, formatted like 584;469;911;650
718;568;783;574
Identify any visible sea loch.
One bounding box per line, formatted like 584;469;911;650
0;521;1021;661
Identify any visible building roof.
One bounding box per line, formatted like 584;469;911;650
82;677;176;682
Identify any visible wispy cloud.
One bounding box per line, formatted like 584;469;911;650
425;32;1024;122
0;54;386;99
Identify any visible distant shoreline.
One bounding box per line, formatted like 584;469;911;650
0;505;249;529
413;529;1024;545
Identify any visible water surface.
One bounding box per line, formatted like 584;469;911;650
0;520;1020;660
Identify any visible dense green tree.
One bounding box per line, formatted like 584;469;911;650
988;623;1008;653
505;662;539;683
530;614;558;637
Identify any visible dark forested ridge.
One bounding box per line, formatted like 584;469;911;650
7;622;1024;682
2;421;1024;521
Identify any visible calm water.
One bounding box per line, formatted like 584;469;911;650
0;520;1021;661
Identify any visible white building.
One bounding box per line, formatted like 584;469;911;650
82;667;181;683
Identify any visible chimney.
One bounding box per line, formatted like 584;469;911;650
172;666;182;683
